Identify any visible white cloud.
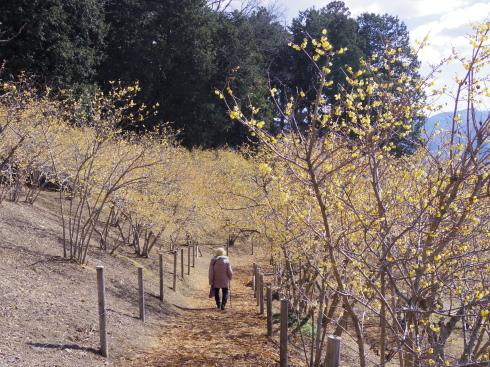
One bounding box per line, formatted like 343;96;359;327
346;0;465;19
281;0;489;24
412;3;490;72
412;3;490;38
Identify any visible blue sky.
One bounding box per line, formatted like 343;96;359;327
232;0;490;111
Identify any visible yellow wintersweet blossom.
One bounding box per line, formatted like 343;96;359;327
229;106;242;119
214;90;224;99
216;21;490;367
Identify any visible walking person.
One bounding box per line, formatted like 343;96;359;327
209;247;233;310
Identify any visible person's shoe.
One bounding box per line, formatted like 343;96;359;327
216;303;221;309
220;304;226;310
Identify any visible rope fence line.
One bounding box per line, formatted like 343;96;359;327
4;243;202;366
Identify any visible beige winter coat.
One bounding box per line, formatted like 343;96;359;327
209;256;233;288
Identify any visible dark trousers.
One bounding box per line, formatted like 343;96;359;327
214;287;229;307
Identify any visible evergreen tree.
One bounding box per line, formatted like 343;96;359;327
357;12;425;154
269;2;424;154
211;7;288;145
99;0;218;147
0;0;107;93
0;0;425;151
272;1;364;131
99;1;286;148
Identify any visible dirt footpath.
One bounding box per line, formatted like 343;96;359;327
124;252;299;367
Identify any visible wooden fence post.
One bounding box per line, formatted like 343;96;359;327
280;299;288;367
255;265;260;301
97;266;108;358
173;250;178;291
181;248;184;279
266;285;272;336
325;335;341;367
275;263;280;286
256;271;261;307
259;273;264;314
159;253;164;301
273;264;277;286
138;267;145;322
252;263;257;296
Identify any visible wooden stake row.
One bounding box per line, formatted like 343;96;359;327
252;263;341;367
96;245;201;358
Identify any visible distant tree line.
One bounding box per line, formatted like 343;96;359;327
0;0;422;150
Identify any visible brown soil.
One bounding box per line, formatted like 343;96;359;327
0;191;305;367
